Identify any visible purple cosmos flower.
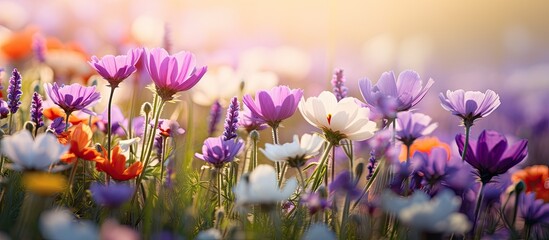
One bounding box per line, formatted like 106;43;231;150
89;48;143;88
222;96;239;140
239;106;268;133
243;85;303;127
143;48;207;101
124;116;145;137
44;82;101;115
329;171;361;199
0;100;9;119
195;136;244;168
396;111;438;147
301;191;329;214
96;105;126;136
456;130;528;184
331;68;348;101
208;100;222;136
439;89;500;126
520;192;549;228
32;34;46;63
90;182;134;208
30;92;44;128
7;68;22;114
48;117;66;134
157;119;186;138
359;70;434;120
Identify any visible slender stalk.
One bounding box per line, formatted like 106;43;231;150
217;168;222;210
472;183;486;239
308;143;334;191
159;136;168;184
64;111;71;132
406;144;411;162
68;160;79;190
352;159;383;210
391;119;396;145
461;124;471;161
8;113;13;135
296;167;307;190
252;135;258;171
105;86;117;184
340;193;352;239
271;207;282;240
271;126;283;185
524;224;531;240
331;145;336;187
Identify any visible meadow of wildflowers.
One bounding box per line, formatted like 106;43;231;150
0;1;548;240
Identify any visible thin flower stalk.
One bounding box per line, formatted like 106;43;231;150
308;143;334;192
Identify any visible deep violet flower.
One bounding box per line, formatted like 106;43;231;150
222;96;239;141
89;48;143;88
30;92;44;128
395;111;438;147
143;48;207;101
90;182;134;208
208;100;222;136
331;68;348;101
439;89;500;126
359;70;434;120
44;82;101;115
48;117;66;134
456;130;528;184
243;85;303;127
7;68;22;114
0;100;9;119
195;136;244;168
520;192;549;229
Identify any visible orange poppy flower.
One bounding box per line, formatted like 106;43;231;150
512;165;549;202
43;107;98;127
60;123;101;163
96;145;143;181
0;26;37;61
399;136;451;162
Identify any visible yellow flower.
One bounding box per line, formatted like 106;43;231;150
22;172;68;196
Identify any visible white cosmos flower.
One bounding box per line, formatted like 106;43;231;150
381;189;471;234
260;133;324;168
233;164;297;206
1;130;69;172
40;208;98;240
298;91;377;143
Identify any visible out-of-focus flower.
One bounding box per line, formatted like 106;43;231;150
512;165;549;202
196;228;222;240
261;133;323;168
40;208;98;240
44;38;92;83
207;100;222;136
359;70;434;120
22;172;67;196
32;33;47;63
0;100;9;119
412;147;470;193
157;119;185;138
520;192;549;230
60;124;101;163
43;106;96;126
100;220;139;240
191;66;242;106
44;82;101;115
48;117;66;135
89;48;143;88
144;48;207;101
233;164;297;206
239;106;268;133
95;105;126;137
302;223;336;240
7;68;22;114
0;27;36;61
123;116;145;137
395;111;438;147
399;137;451;162
222;96;239;140
331;68;348;101
1;130;68;172
195;137;243;168
243;85;303;127
456;130;528;184
301;191;329;214
30;92;45;128
329;171;361;199
90;182;134;208
299;91;377;143
96;145;143;181
381;189;471;234
439;89;500;126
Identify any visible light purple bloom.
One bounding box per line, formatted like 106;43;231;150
96;105;126;136
48;117;66;134
157;119;186;138
396;111;438;146
239;106;268;133
7;68;22;114
243;85;303;127
195;136;244;168
143;48;207;101
222;96;239;140
456;130;528;184
44;82;101;115
0;100;9;119
32;33;46;63
124;116;145;137
90;182;134;208
439;89;500;126
359;70;434;120
329;171;361;199
301;191;329;214
30;92;45;128
89;48;143;88
331;68;348;101
207;100;222;136
520;192;549;227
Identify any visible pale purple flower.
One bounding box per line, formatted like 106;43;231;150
143;48;207;101
30;92;44;128
0;100;9;119
243;85;303;127
208;100;222;136
331;68;348;101
329;171;361;199
89;48;143;87
456;130;528;184
359;70;434;120
396;111;438;146
222;96;239;140
32;33;46;63
124;116;145;137
100;220;139;240
412;147;471;193
239;106;268;133
90;182;134;208
96;105;126;136
7;68;22;114
301;191;329;214
195;136;243;168
157;119;186;138
44;82;101;115
439;89;500;126
520;192;549;228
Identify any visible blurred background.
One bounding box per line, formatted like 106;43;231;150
1;0;548;164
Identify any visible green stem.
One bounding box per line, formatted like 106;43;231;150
461;124;471;161
472;183;486;239
271;126;283;185
352;158;384;210
308;143;334;192
159;136;168;184
106;86;117;184
524;224;531;240
252;135;258;171
64;111;71;132
331;145;336;188
8;113;13;135
340;193;352;239
217;168;223;210
296;166;307;191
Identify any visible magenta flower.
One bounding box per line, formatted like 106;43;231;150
439;89;500;126
44;83;101;115
144;48;207;101
195;137;243;168
395;111;438;146
243;85;303;127
359;70;434;120
455;130;527;184
89;48;143;88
